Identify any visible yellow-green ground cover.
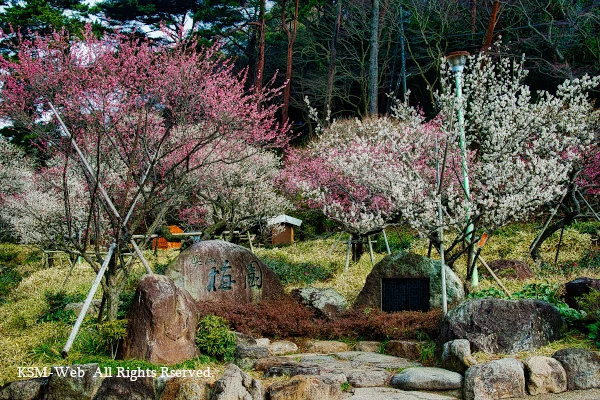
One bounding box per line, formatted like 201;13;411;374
0;224;598;385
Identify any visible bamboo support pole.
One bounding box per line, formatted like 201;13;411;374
62;243;116;357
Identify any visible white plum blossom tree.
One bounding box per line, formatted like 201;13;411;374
281;52;599;270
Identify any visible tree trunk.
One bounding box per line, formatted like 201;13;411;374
281;0;299;123
482;0;500;51
326;0;343;116
368;0;379;116
352;239;364;261
255;0;266;98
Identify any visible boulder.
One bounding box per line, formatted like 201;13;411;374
47;364;103;400
264;363;321;377
345;368;391;387
346;387;457;400
165;240;284;303
463;358;526;400
92;377;157;400
210;364;264;400
234;345;269;369
121;274;200;364
438;298;566;354
523;356;567;395
439;339;477;374
0;378;48;400
253;357;293;371
267;340;298;356
552;348;600;390
353;341;381;352
384;340;421;360
159;377;210;400
255;338;270;346
563;277;600;309
390;367;462;391
234;332;257;346
484;260;534;280
266;375;341;400
354;252;464;311
291;288;347;319
306;341;349;353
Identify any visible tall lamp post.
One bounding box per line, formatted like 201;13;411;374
446;51;477;287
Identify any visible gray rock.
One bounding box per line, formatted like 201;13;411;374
234;332;257;346
333;351;421;370
564;277;600;309
391;367;462;391
253;357;294;371
267;340;298;356
0;378;48;400
553;348;600;390
166;240;284;303
345;368;391;387
523;356;567;395
291;287;347;319
234;345;269;359
440;339;477;374
47;364;103;400
267;375;342;400
385;340;421;360
159;377;210;400
438;298;566;354
210;364;264;400
255;338;270;346
306;341;349;353
354;252;464;310
92;377;157;400
264;363;320;377
463;358;526;400
343;387;457;400
353;341;381;352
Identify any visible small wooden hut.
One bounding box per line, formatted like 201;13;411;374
267;215;302;245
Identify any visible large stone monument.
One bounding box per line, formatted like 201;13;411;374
354;252;464;311
165;240;285;303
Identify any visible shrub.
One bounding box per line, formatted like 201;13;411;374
196;297;441;341
196;315;236;361
576;290;600;321
261;257;330;285
38;291;85;323
95;320;128;359
375;228;415;254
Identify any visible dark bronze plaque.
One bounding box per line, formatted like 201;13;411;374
381;278;430;312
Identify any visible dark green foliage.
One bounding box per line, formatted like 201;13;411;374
38;291;84;323
468;287;508;299
196;315;236;361
117;291;135;319
0;265;21;304
375;228;414;254
579;249;600;270
261;257;330;285
154;262;170;275
95;320;128;359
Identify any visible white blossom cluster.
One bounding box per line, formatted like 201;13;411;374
288;53;599;241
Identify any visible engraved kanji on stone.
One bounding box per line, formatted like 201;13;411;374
218;260;236;290
245;261;263;289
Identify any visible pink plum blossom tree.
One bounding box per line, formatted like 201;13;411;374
281;52;599;272
0;27;288;320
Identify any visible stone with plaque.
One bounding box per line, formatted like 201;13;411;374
354;252;464;312
165;240;284;303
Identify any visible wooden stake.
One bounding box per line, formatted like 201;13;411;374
344;236;352;271
382;228;391;255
